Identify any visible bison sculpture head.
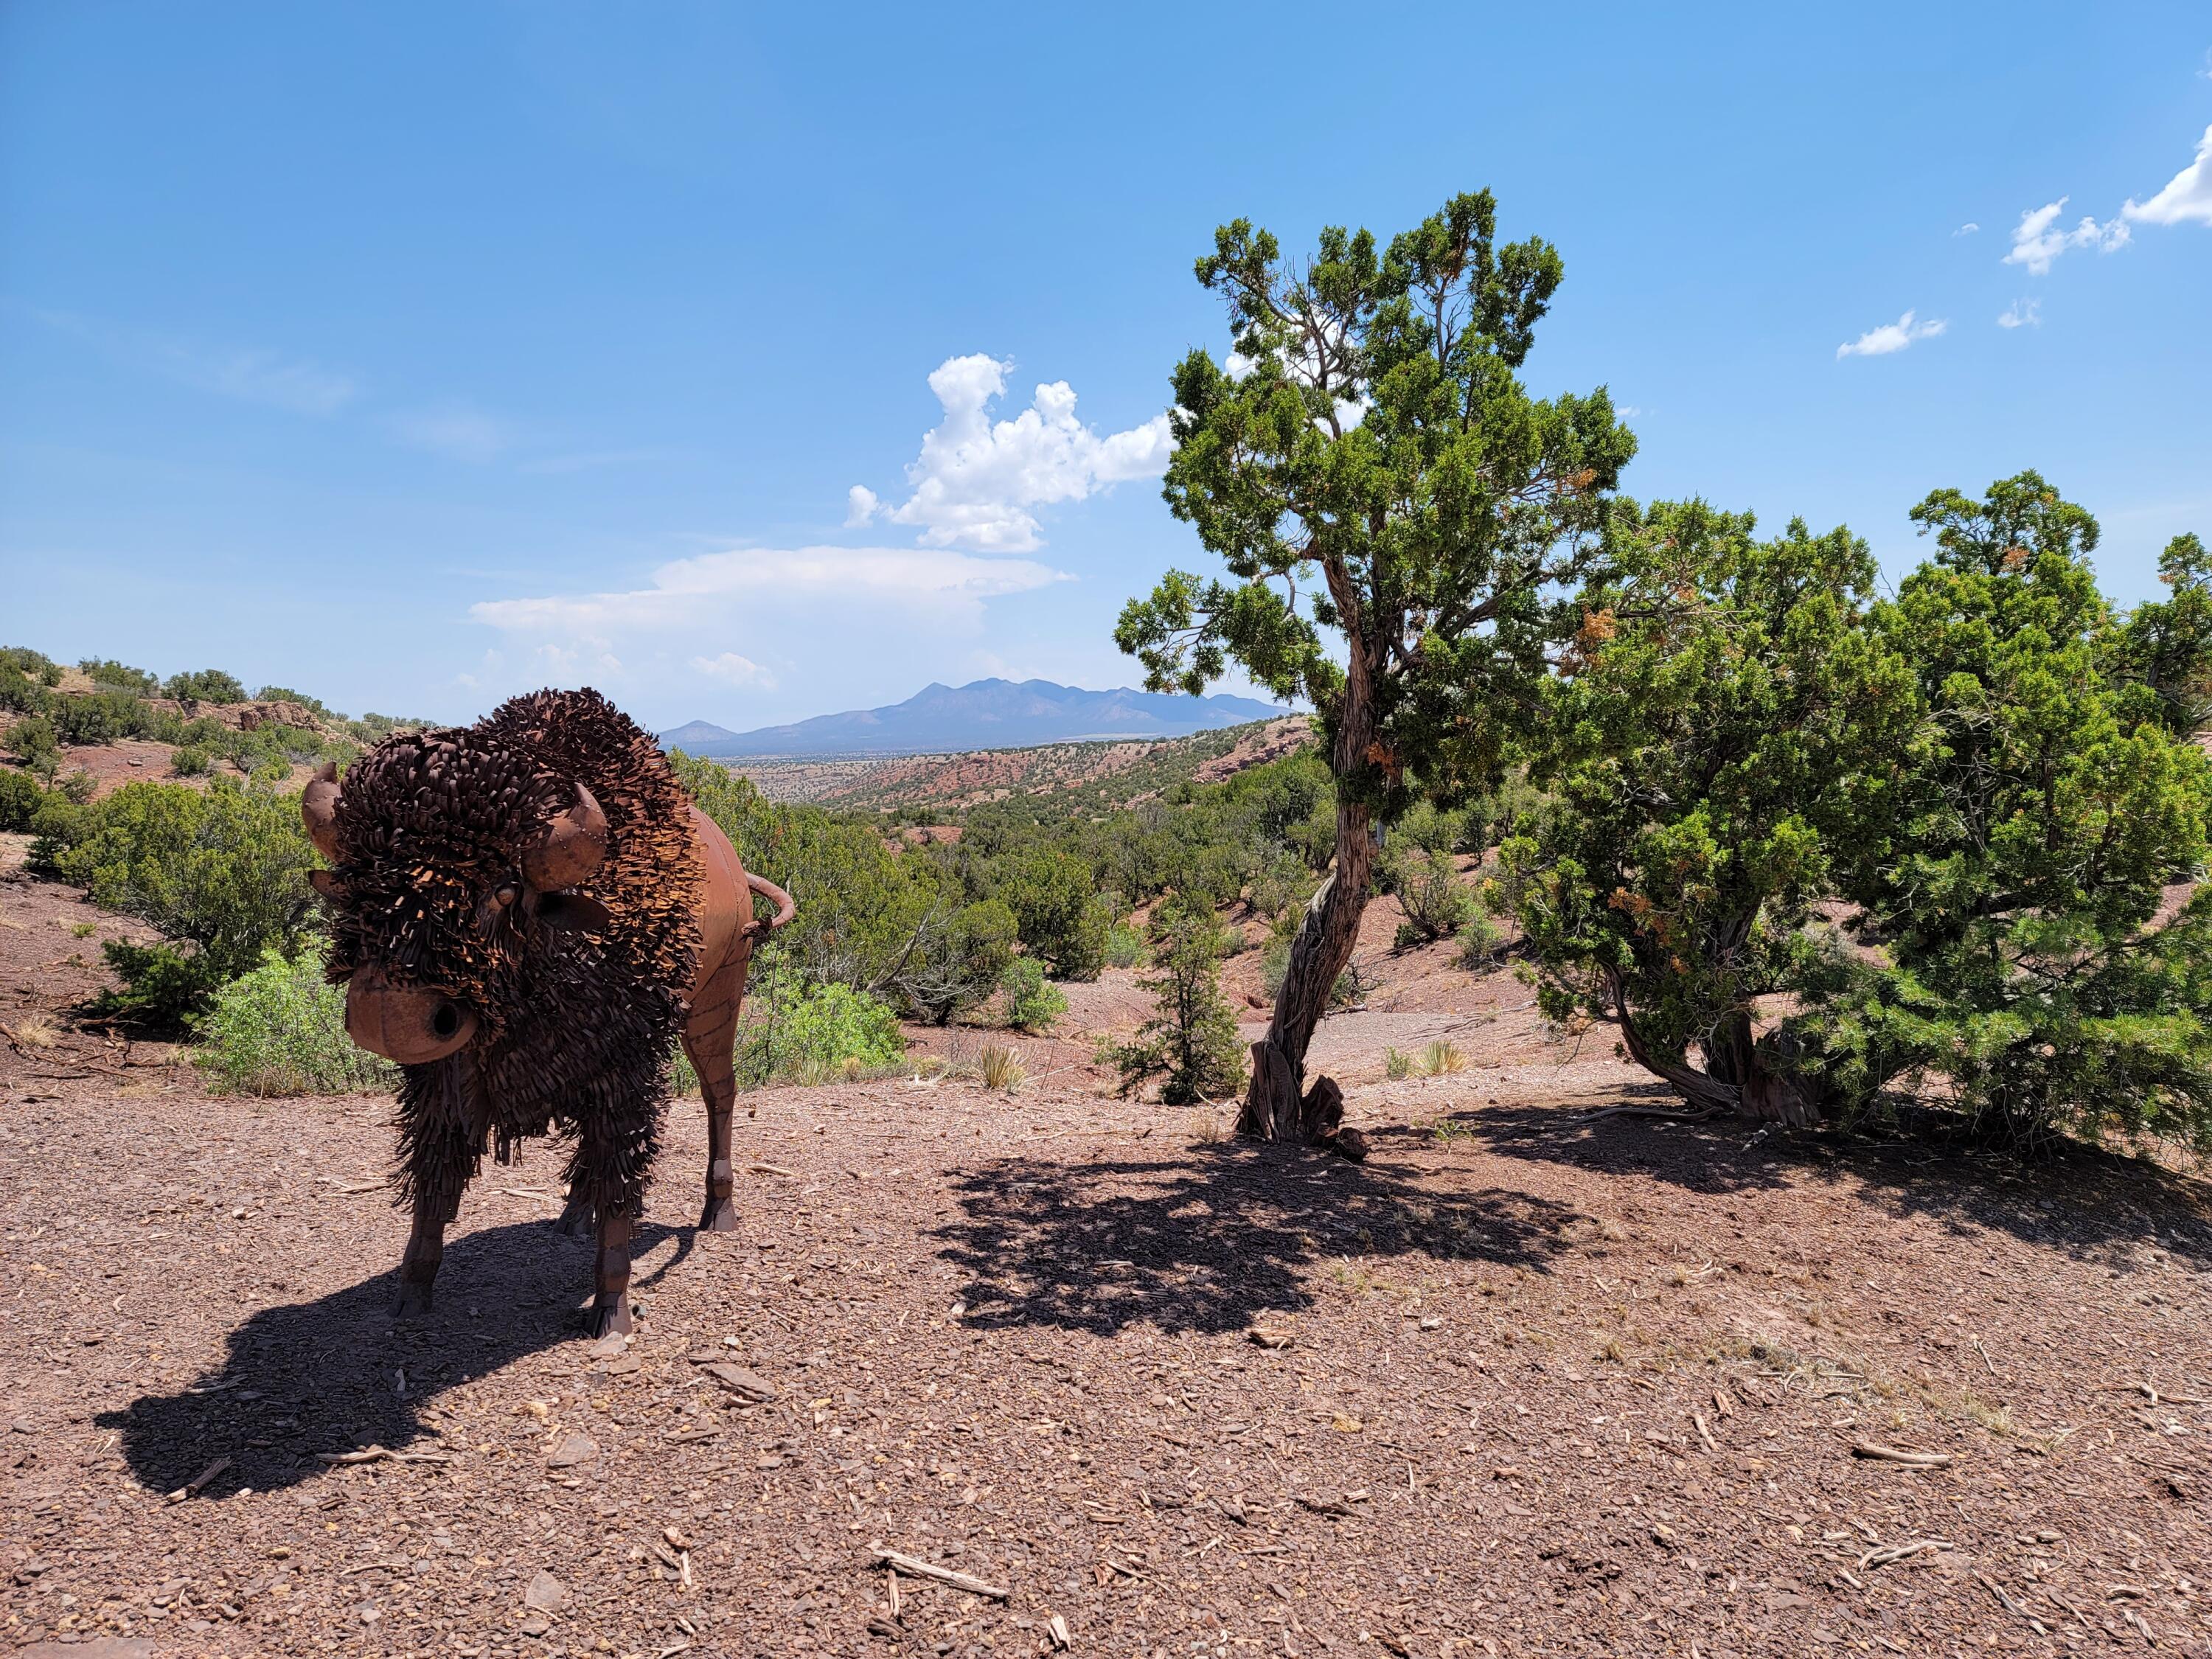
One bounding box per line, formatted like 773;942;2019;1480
301;734;621;1065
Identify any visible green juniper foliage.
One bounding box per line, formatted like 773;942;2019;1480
1498;500;1915;1120
1116;189;1633;1130
1811;473;2212;1152
42;777;322;1026
997;955;1069;1033
2116;532;2212;739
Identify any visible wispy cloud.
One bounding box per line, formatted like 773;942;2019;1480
691;651;775;689
1954;222;1980;237
2123;122;2212;227
848;354;1172;553
470;543;1068;638
2003;198;2131;274
391;404;514;464
1836;310;1948;359
1997;298;2042;330
13;302;357;414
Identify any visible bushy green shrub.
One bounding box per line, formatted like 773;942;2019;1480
163;668;248;704
78;659;159;695
1;647;61;684
997;956;1068;1033
735;961;905;1087
7;715;58;766
1388;846;1474;947
194;946;394;1095
50;690;156;746
46;778;321;1026
0;768;46;832
56;769;97;805
0;666;51;714
254;685;333;717
170;746;210;776
1105;923;1145;968
1454;913;1503;970
1003;848;1111;981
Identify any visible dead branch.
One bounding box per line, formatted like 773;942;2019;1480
866;1545;1007;1600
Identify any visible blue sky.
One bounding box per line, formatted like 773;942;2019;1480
3;3;2208;732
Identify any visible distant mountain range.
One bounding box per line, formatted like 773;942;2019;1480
661;678;1290;758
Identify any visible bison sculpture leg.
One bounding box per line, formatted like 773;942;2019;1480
566;1104;660;1338
681;940;752;1234
392;1092;484;1318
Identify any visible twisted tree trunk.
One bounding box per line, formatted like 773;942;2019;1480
1240;647;1377;1154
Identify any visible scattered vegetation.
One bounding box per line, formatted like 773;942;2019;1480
195;945;396;1096
978;1043;1026;1092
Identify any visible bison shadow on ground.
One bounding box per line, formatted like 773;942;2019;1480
1432;1099;2212;1275
97;1217;698;1498
933;1141;1582;1338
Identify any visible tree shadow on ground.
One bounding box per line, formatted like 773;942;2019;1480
1436;1096;2212;1274
933;1140;1583;1339
96;1217;697;1497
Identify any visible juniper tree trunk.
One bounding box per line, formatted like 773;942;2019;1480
1239;661;1377;1144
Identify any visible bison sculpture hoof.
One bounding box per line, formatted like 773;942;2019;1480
585;1297;633;1339
700;1196;738;1234
554;1198;595;1237
392;1280;436;1319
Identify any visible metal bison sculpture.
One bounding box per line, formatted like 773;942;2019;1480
302;689;794;1335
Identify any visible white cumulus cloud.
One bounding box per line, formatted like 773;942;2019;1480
1836;310;1949;359
855;354;1172;553
1997;298;2042;330
691;651;775;689
2003;198;2132;274
2124;122;2212;226
845;484;880;526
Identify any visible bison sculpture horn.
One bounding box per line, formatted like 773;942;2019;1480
303;689;796;1338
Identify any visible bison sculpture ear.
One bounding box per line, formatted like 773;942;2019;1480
308;869;341;900
521;780;608;892
301;762;343;862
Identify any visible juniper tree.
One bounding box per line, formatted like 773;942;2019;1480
1812;474;2212;1152
1117;191;1633;1139
1496;501;1914;1122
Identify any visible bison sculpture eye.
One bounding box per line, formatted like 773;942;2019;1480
493;882;521;909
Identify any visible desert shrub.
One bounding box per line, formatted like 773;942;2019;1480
1104;901;1246;1105
1384;1046;1413;1080
1420;1039;1467;1075
8;715;58;767
894;897;1018;1025
1455;913;1503;970
79;659;159;695
734;962;905;1088
1105;922;1145;968
49;689;156;747
1004;848;1110;981
1;647;61;684
1387;846;1473;947
254;685;333;717
195;945;394;1096
162;668;248;704
998;956;1068;1033
1245;848;1312;922
56;769;97;805
0;666;51;714
170;746;210;777
0;768;46;831
46;778;321;1026
978;1043;1026;1091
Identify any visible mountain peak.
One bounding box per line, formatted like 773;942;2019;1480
662;677;1289;759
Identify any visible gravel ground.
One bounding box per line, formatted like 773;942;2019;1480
4;866;2212;1659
